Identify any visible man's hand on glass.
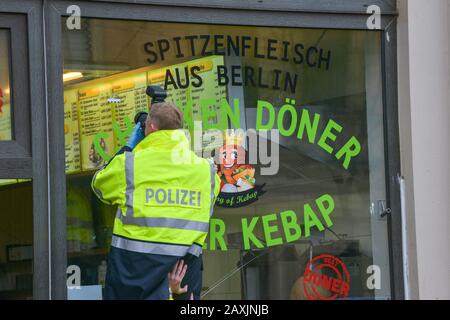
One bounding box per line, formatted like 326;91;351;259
168;259;188;295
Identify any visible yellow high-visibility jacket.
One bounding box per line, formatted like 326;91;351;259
91;129;220;257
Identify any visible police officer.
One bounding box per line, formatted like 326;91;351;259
92;102;220;300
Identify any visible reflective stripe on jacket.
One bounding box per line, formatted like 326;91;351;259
91;129;221;257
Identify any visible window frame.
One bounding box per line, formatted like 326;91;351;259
45;0;402;300
0;14;31;178
0;1;50;300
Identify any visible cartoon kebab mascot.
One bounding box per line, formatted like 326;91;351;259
217;131;256;194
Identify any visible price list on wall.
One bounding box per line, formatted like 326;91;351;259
189;57;228;152
77;85;115;171
64;88;81;173
147;67;192;130
111;74;148;147
0;88;11;141
190;58;227;122
62;55;228;175
147;55;227;134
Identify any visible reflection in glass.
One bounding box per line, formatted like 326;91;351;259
0;29;12;141
0;180;33;299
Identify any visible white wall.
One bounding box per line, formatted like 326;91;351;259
397;0;450;300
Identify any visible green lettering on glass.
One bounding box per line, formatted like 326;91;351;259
317;119;343;154
242;217;264;250
209;218;228;251
335;136;362;169
303;204;324;237
201;98;220;131
220;98;241;129
177;99;194;131
112;116;134;147
297;108;321;143
277;103;297;137
262;213;283;247
316;194;335;227
93;132;111;162
256;100;275;130
280;210;302;243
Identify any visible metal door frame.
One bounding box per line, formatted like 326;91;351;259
0;0;50;300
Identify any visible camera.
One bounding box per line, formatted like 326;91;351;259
146;85;167;104
134;86;167;130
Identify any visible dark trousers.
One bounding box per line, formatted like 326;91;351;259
104;246;203;300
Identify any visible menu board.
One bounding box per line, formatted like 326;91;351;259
64;89;81;173
147;67;190;124
77;85;115;170
110;74;148;147
190;57;228;152
63;55;228;174
190;58;227;124
0;92;11;141
147;56;227;152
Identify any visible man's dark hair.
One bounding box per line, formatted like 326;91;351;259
148;102;183;130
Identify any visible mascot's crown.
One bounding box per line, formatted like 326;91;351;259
223;129;245;146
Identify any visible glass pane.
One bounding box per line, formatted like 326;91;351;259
0;29;12;141
62;18;390;300
0;179;33;299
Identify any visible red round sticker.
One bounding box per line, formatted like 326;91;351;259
303;254;350;300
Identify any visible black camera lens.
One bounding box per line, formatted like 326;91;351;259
134;111;148;128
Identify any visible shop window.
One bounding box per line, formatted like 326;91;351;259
0;14;31;176
0;14;35;300
62;18;390;300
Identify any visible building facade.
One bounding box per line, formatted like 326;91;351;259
0;0;448;300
